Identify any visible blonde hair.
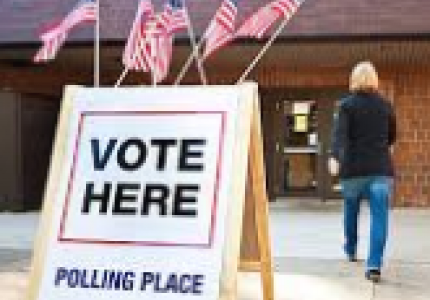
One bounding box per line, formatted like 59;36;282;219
349;61;379;92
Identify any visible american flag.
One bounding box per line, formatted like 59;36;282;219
125;0;188;83
236;0;302;39
132;20;173;82
33;0;97;63
150;0;188;82
122;0;155;71
203;0;239;59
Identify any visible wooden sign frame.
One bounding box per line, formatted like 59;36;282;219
219;83;274;300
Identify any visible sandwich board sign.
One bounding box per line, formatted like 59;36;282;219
27;83;273;300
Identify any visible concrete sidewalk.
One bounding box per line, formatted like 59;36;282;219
1;201;430;299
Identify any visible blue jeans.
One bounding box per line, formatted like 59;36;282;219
340;176;393;270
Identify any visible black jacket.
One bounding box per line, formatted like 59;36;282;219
331;91;396;179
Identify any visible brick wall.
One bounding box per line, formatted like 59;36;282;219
390;67;430;207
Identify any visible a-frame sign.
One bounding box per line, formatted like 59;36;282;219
27;82;273;300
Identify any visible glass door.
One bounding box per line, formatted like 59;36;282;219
282;100;318;196
280;98;342;199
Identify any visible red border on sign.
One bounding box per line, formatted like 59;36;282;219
57;111;227;248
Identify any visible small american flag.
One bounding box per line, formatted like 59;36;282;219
123;0;188;82
132;20;173;82
33;0;97;63
236;0;302;39
150;0;188;82
142;0;188;82
122;0;155;71
203;0;239;59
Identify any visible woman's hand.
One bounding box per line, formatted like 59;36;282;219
328;157;340;176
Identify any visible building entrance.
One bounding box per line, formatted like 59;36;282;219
281;98;341;199
262;89;344;201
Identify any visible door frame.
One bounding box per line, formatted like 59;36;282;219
263;87;346;201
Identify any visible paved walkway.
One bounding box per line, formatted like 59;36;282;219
1;201;430;299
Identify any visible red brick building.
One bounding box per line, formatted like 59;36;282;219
1;0;430;210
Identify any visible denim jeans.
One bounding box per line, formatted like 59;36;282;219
340;176;393;270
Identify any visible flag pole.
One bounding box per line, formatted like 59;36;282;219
149;29;158;87
151;63;157;87
115;68;129;87
151;54;157;87
174;37;205;85
183;0;207;85
94;0;100;87
237;16;294;84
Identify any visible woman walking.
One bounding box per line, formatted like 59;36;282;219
330;61;397;283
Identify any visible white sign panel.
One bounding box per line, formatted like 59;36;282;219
31;86;249;300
